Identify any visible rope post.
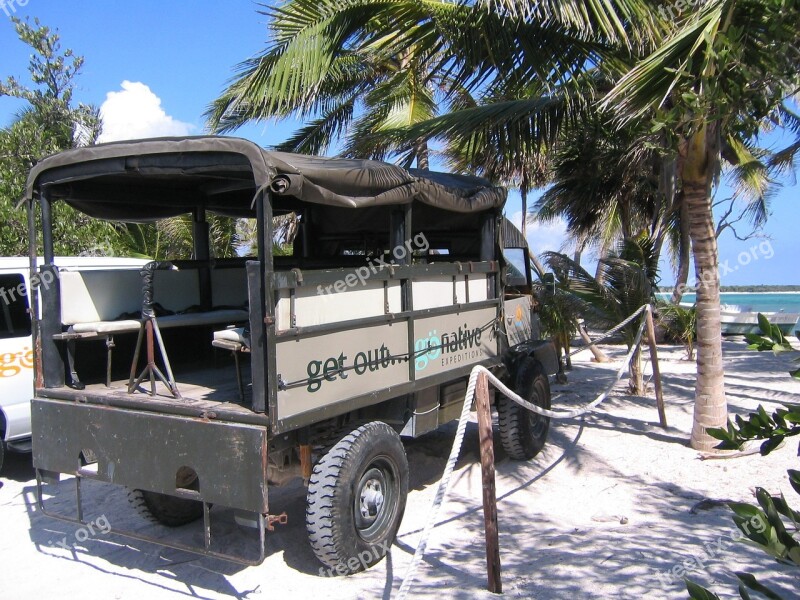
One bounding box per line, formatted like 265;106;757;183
644;306;667;428
475;371;502;594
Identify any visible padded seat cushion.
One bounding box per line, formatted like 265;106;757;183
213;326;248;344
68;310;247;336
70;320;141;334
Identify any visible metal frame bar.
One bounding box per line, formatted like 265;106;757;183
35;469;267;566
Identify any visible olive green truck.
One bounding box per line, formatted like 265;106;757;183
25;136;557;570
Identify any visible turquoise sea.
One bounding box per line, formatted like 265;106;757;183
657;292;800;333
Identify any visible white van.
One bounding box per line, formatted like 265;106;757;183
0;256;148;471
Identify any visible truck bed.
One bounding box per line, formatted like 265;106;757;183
35;359;268;427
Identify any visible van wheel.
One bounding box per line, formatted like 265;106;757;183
497;357;551;460
128;489;204;527
306;422;408;574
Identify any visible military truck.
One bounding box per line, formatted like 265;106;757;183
25;136;557;570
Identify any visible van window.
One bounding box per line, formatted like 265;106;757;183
0;274;31;338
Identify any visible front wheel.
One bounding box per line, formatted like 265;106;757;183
497;357;551;460
306;422;409;575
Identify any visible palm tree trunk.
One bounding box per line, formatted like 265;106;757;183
416;140;429;171
671;197;691;304
683;129;727;451
579;324;610;363
520;188;528;239
628;344;643;395
594;238;610;285
528;250;546;277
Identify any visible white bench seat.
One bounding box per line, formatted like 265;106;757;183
69;319;141;335
69;309;249;336
56;266;249;388
213;326;249;345
211;326;250;400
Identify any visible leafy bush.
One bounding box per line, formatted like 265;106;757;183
743;313;800;379
658;301;697;360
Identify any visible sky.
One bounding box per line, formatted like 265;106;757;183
1;0;798;286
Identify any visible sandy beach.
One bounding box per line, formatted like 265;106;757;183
1;338;799;599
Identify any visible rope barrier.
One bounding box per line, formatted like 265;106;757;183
393;304;651;599
566;304;649;358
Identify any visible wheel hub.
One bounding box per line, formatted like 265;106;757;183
359;476;385;521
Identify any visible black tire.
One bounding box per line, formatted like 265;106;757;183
128;489;204;527
497;357;551;460
306;422;408;574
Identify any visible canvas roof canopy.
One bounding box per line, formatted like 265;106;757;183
25;136;506;222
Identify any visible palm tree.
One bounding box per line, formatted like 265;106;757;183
112;216;241;260
533;110;665;255
376;1;798;450
544;236;659;394
212;1;800;450
602;1;799;449
205;0;460;167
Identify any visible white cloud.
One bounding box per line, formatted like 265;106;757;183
97;81;194;143
507;210;572;258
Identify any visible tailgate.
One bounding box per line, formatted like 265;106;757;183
32;397;269;514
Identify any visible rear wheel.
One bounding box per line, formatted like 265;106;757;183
306;422;408;574
128;489;204;527
497;357;551;460
128;466;204;527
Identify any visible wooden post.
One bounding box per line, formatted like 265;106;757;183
644;306;667;428
475;371;502;593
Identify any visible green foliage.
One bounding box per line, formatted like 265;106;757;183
534;264;582;347
657;301;696;359
686;580;721;600
109;216;241;260
534;109;664;249
0;17;119;256
544;235;659;348
708;403;800;460
743;313;800;378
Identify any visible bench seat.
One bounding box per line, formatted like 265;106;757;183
69;309;249;336
56;265;250;388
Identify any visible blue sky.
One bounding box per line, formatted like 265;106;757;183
1;1;798;285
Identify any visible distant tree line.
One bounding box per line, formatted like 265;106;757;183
657;285;800;293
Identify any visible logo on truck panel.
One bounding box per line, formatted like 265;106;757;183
414;324;483;372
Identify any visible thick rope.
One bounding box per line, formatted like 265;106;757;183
394;305;650;599
567;304;649;358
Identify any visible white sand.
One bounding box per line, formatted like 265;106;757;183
1;339;799;599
